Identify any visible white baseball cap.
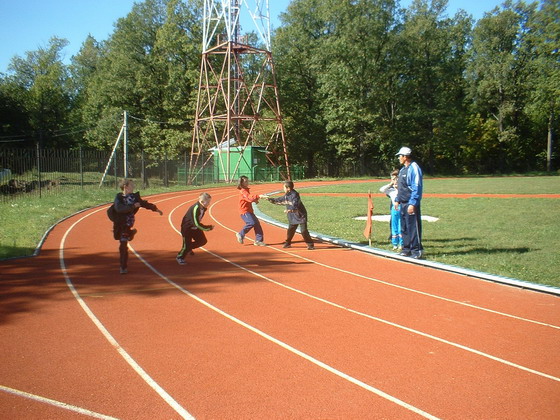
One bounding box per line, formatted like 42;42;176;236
396;146;412;156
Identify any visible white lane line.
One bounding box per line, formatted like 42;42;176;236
59;209;195;420
0;384;119;420
210;194;560;331
129;245;440;420
204;196;560;382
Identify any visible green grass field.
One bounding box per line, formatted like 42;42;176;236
258;176;560;288
1;176;559;288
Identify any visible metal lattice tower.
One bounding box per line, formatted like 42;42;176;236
189;0;290;183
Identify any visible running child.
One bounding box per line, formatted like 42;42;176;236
112;179;163;274
267;180;314;250
236;175;267;246
176;192;214;265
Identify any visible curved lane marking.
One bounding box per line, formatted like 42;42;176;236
199;195;560;383
59;205;195;420
129;240;440;420
0;384;118;420
50;189;560;420
211;194;560;331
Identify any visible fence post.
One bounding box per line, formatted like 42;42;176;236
141;150;147;189
36;143;42;198
184;151;188;186
79;147;84;190
164;151;169;187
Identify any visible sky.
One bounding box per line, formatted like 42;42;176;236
0;0;508;74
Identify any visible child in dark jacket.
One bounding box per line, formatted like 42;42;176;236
176;192;214;265
267;181;314;250
113;179;162;274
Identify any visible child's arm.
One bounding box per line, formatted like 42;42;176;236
379;182;393;194
285;191;301;211
267;194;289;205
240;189;260;203
137;194;163;215
193;204;213;231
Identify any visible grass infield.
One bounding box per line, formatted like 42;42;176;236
259;176;560;288
0;176;558;288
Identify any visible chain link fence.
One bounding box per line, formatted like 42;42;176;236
0;148;193;202
0;147;306;202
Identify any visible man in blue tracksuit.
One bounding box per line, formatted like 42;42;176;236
395;146;424;259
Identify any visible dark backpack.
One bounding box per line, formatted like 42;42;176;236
107;204;117;222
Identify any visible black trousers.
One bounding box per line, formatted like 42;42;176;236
117;224;133;269
119;240;128;269
400;203;423;255
286;222;313;245
177;228;207;258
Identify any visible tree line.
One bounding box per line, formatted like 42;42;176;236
0;0;558;176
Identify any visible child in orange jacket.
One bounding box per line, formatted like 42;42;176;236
236;176;267;246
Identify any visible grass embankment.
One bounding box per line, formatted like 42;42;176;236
0;185;192;259
259;176;560;288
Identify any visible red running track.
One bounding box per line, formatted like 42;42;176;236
1;181;559;419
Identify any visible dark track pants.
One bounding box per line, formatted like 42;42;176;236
286;222;314;245
400;203;423;256
177;228;208;258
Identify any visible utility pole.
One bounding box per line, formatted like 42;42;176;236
123;110;128;178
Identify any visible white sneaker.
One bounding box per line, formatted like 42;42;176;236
176;257;186;265
253;241;267;246
236;233;244;244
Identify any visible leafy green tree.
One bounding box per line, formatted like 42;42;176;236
396;0;472;174
525;0;559;171
315;0;401;175
465;1;538;172
4;37;73;147
273;0;331;176
82;0;202;157
0;76;31;146
274;0;472;176
68;35;104;127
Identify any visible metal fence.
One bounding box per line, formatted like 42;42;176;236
0;147;306;202
0;148;190;202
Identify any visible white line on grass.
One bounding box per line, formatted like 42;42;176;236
0;385;119;419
